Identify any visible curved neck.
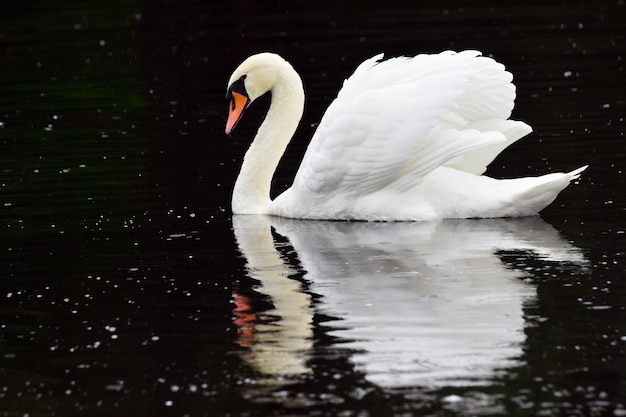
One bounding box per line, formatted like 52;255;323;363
232;67;305;214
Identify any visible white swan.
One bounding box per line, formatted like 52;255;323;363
226;51;586;221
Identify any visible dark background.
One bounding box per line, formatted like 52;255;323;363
1;1;625;416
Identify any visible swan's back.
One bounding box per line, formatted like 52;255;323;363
287;51;522;196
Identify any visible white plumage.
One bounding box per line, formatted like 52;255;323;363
225;51;586;221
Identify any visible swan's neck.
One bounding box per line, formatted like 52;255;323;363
232;68;304;214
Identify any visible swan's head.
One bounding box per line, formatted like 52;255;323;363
225;53;297;135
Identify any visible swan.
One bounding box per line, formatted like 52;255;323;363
225;51;586;221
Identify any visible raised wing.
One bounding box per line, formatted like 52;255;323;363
291;50;525;196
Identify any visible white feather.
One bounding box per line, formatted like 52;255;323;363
226;51;586;220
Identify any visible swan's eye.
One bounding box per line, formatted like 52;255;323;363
226;75;248;112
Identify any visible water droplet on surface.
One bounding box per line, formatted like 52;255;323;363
442;394;463;403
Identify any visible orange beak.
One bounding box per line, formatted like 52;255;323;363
226;91;250;135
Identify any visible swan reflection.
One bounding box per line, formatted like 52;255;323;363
231;215;313;382
232;215;586;388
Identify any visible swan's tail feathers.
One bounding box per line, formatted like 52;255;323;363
569;165;589;180
511;165;587;216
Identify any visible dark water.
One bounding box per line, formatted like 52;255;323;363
1;1;625;416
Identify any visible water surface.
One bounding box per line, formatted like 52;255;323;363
1;1;625;416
